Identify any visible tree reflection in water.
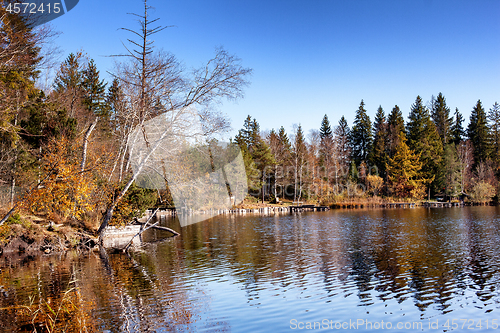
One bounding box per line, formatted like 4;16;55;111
1;207;500;331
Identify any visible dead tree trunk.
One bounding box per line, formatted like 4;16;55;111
81;117;98;172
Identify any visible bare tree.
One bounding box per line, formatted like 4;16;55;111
97;0;251;237
457;140;473;194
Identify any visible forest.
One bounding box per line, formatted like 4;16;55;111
0;1;251;235
237;96;500;206
0;1;499;238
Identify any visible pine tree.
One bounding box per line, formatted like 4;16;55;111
371;105;388;178
467;100;490;166
488;102;500;165
431;92;452;144
450;108;465;146
350;100;372;166
387;105;405;158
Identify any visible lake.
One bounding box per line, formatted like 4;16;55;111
1;206;500;332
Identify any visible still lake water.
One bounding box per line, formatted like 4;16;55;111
1;206;500;332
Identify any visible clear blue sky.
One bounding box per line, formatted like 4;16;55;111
50;0;500;138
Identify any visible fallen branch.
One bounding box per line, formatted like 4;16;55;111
133;221;180;236
121;208;179;252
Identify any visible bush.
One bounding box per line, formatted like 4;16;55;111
111;181;157;225
470;181;495;203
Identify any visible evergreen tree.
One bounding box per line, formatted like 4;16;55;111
106;78;127;132
292;124;308;202
406;96;443;196
386;133;426;198
406;96;427;148
278;126;292;152
81;59;107;117
0;8;42;207
371;105;388;178
252;137;276;202
387;105;405;158
234;115;253;148
437;144;461;201
276;126;292;197
20;92;77;149
350;100;372;166
335;116;351;179
488;102;500;165
236;116;275;201
53;52;86;118
235;116;273;196
467;100;490;166
319;114;334;182
450;108;465;146
431;92;452;144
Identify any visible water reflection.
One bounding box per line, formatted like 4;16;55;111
1;207;500;332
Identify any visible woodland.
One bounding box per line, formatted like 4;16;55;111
0;0;499;242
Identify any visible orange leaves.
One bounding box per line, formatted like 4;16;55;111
20;136;99;220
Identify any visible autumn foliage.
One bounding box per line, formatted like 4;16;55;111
20;136;99;220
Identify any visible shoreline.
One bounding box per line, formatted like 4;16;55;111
1;200;495;258
146;200;493;219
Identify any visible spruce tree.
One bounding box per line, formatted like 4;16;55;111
437;144;461;201
467;100;490;166
371;105;388;178
245;117;275;201
450;108;465;146
386;133;426;199
387;105;405;158
292;124;308;202
488;102;500;165
335;116;351;179
431;92;452;144
106;78;127;132
53;52;86;119
0;8;42;208
319;114;334;181
234;115;253;148
235;116;273;197
350;100;372;166
82;59;107;117
319;114;333;139
406;96;443;196
406;96;427;148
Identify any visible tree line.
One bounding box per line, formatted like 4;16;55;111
235;95;500;204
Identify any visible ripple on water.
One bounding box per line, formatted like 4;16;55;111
3;207;500;332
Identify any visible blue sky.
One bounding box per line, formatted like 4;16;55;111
50;0;500;138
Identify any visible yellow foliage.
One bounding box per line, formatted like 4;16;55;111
20;136;99;220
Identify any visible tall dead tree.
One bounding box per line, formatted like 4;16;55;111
97;0;251;237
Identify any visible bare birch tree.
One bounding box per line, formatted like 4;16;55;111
98;0;251;236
